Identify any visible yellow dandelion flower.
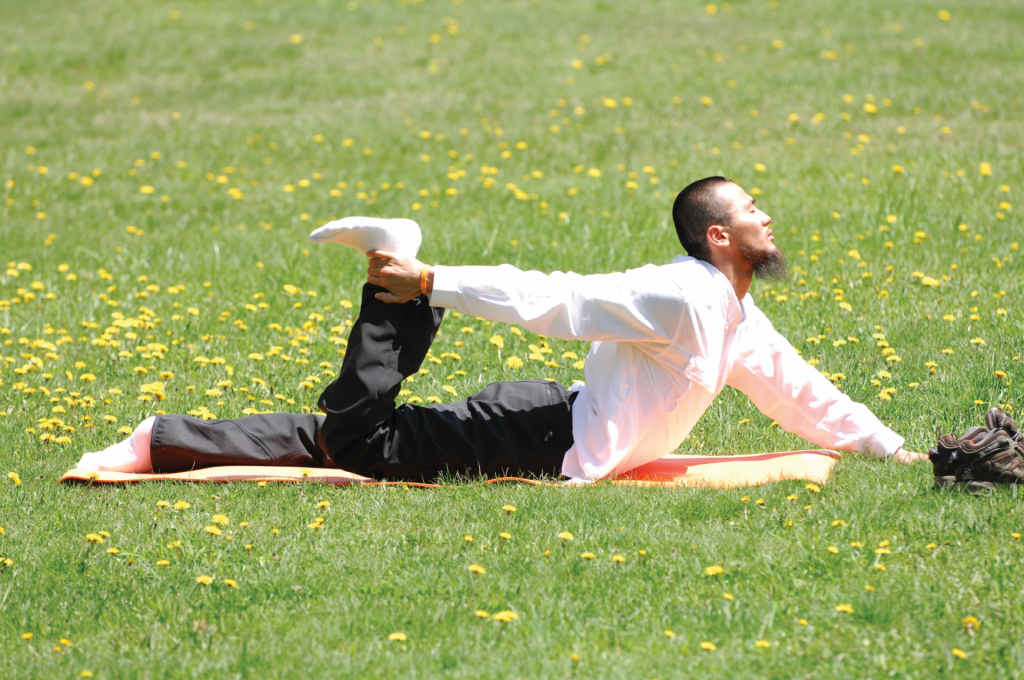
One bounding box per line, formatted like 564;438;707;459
492;610;519;623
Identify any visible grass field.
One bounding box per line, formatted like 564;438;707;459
2;0;1023;677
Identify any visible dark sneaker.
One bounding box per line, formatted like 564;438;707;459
985;408;1021;442
931;426;987;489
954;429;1024;493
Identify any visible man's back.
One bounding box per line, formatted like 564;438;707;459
430;255;749;481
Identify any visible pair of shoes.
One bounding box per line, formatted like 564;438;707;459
930;408;1024;494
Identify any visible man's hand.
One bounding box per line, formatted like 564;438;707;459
893;447;928;465
366;250;429;303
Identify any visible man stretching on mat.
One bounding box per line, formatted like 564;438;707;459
76;176;926;482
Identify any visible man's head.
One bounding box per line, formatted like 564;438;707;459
672;177;787;280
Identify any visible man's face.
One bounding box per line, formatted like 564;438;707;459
721;183;788;280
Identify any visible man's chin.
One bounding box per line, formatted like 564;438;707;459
749;248;789;281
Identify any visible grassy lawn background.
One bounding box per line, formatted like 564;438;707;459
1;0;1022;677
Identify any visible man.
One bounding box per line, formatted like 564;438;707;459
75;177;926;481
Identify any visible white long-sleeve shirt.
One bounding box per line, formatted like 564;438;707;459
429;255;904;482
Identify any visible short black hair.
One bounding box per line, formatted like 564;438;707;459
672;176;735;261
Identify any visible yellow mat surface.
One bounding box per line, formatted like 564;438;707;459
59;450;838;489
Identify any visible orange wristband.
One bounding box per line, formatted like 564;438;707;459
420;265;431;295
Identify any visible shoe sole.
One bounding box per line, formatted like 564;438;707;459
956;480;997;495
934;476;996;494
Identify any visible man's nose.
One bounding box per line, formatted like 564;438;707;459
762;211;772;226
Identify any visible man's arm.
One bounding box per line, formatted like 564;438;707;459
726;309;925;464
366;251;682;344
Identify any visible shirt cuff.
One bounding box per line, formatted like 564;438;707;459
858;427;905;458
428;265;459;308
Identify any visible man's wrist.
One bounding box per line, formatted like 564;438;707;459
426;266;434;295
419;264;430;295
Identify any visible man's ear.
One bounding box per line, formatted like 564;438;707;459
706;224;730;248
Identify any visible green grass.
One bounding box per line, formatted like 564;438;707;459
1;0;1023;676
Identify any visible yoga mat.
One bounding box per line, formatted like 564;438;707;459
58;450;839;489
611;450;839;488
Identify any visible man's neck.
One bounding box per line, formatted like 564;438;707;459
705;254;753;300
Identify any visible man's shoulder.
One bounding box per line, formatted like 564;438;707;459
662;256;741;307
618;256;719;297
653;254;719;281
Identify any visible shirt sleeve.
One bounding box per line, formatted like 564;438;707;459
725;308;905;457
428;263;681;343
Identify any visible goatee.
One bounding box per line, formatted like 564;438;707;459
741;245;789;281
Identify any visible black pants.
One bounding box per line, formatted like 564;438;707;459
150;284;576;482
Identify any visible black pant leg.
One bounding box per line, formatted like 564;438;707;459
371;380;576;482
150;413;327;472
316;283;444;472
148;283;443;475
317;284;576;482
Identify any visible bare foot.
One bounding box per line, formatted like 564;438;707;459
893;447;928;465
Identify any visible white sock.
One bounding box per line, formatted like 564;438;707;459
76;416;155;473
308;216;422;257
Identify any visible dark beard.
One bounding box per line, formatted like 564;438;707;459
740;245;789;281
